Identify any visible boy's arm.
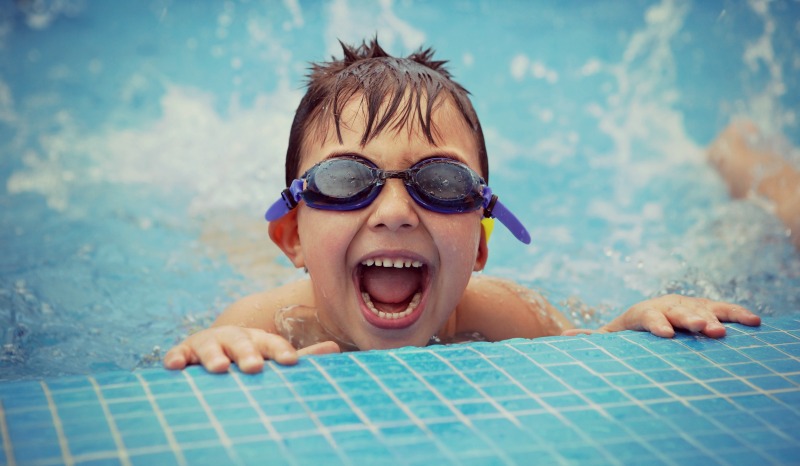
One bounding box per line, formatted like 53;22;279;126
452;275;574;340
212;279;315;330
164;279;339;373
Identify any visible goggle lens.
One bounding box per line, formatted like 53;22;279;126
265;156;531;244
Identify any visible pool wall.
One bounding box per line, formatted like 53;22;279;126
2;315;799;465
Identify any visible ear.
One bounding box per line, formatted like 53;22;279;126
268;209;306;269
473;221;489;272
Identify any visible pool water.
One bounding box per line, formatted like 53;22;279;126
1;0;799;381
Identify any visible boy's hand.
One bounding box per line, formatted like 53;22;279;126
163;326;341;373
562;294;760;338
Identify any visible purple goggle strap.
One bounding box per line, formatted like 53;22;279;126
264;182;531;244
265;178;304;222
481;187;531;244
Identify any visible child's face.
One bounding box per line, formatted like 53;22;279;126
287;95;488;350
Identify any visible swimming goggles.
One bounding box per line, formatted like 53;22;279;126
265;156;531;244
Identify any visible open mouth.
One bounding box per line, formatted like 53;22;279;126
356;257;429;329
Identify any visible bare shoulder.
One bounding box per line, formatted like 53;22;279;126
212;279;315;331
454;275;573;340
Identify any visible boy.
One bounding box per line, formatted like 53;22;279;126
164;39;760;374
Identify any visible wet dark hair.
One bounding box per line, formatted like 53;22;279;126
284;38;489;186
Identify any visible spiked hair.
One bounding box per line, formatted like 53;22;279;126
283;38;489;186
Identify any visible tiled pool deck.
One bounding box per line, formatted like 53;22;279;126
2;315;799;465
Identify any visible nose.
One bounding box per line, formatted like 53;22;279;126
367;179;420;232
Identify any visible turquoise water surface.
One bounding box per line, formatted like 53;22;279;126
1;0;799;381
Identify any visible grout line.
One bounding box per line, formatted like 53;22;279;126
182;370;241;465
40;381;74;466
0;400;16;466
389;351;517;465
307;359;378;433
229;370;298;466
350;354;461;463
482;344;625;465
87;377;131;466
135;373;187;466
264;361;352;466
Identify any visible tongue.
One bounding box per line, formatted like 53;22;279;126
361;266;421;305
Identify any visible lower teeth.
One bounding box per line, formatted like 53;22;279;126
362;291;421;320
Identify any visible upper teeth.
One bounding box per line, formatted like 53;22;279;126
361;258;423;268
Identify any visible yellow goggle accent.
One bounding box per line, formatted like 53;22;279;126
481;218;495;242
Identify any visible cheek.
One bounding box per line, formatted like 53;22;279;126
297;210;358;270
432;215;483;265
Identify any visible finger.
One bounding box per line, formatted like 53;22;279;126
163;344;192;370
221;336;269;373
710;303;761;327
663;304;710;334
194;336;234;373
561;329;600;336
249;331;299;366
298;341;342;356
636;309;676;338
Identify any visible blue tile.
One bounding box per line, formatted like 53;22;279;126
701;349;752;365
68;434;117;456
212;405;259;423
107;400;153;416
756;331;799;344
605;405;652;421
100;384;147;400
583;360;629;374
50;388;98;405
147;379;192;396
394;389;439;405
172;426;219;444
454;401;499;416
662;353;712;368
182;445;237;464
624;356;672;371
739;345;791;361
122;430;170;449
517;377;568;394
201;390;249;408
155;393;203;411
644;369;689;383
9;442;63;463
582;388;630;404
706;379;755;395
496;396;541;412
271;416;318;433
681;366;731;381
765;443;800;464
605;373;650;388
601;440;657;461
317;411;363;427
293;381;337;397
5;407;52;425
222;421;270;439
360;405;408;423
624;386;670;401
408;402;456;420
623;418;677;438
465;370;513;386
760;358;800;373
129;450;184;466
539;393;587;409
378;425;428;444
114;415;164;433
8;423;59;445
724;362;772;377
162;408;210;427
480;383;526;398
